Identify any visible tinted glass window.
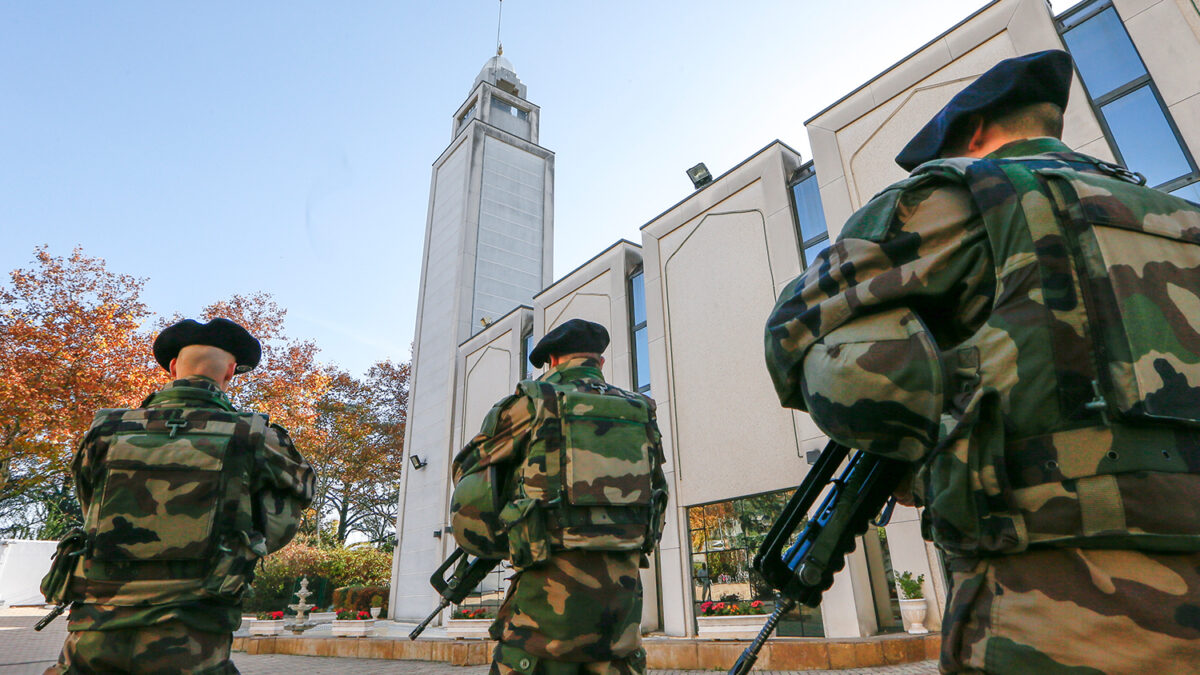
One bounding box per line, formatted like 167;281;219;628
1102;86;1192;187
1172;182;1200;205
804;239;831;267
523;332;535;377
792;174;828;244
630;272;646;326
1062;7;1145;96
634;326;650;392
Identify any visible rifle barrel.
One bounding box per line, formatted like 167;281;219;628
727;598;797;675
408;598;451;640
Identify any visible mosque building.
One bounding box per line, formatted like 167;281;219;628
390;0;1200;643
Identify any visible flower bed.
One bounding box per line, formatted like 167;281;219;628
698;600;767;617
248;611;286;636
695;600;770;640
446;605;495;639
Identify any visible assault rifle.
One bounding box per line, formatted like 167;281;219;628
728;441;907;674
409;547;502;640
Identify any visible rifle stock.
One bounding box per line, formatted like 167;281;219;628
410;547;503;640
729;441;907;674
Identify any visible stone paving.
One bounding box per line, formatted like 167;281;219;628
0;607;938;674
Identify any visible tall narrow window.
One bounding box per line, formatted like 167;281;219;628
521;331;534;380
789;164;830;268
629;269;651;396
1058;1;1198;193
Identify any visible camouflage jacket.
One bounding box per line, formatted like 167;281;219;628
450;357;661;661
65;376;315;633
766;137;1200;558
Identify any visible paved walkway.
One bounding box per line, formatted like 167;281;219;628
0;607;938;674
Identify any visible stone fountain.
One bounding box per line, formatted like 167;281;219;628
286;577;317;634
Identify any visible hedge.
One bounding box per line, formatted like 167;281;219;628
244;539;392;613
332;584;390;617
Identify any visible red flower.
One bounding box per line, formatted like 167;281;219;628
713;602;726;610
750;601;763;608
270;611;284;620
700;601;712;612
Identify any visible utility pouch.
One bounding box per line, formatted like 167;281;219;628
560;390;654;507
1038;167;1200;425
90;429;230;562
499;498;551;568
644;488;669;555
201;531;262;600
40;528;86;604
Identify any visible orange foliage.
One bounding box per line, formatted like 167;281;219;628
0;247;162;495
308;362;408;545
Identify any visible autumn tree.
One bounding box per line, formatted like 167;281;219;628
179;292;331;436
306;360;408;547
0;247;161;538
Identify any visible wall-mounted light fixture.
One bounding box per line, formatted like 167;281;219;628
409;453;428;470
687;162;713;189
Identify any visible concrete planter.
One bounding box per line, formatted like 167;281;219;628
370;607;382;619
247;619;285;636
331;619;375;637
899;598;929;635
695;613;770;640
445;618;493;639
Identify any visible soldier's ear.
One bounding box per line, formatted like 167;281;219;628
169;358;179;379
223;360;237;387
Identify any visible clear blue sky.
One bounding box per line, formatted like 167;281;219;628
0;1;1083;376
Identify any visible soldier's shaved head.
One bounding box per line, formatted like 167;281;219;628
548;352;605;368
942;102;1065;160
170;344;238;390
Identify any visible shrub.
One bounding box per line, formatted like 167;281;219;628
255;610;284;620
331;585;390;617
896;571;925;600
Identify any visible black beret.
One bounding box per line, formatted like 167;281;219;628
895;49;1074;171
529;319;609;368
153;318;262;373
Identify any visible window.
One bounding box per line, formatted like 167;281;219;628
1058;1;1199;192
789;164;830;268
490;97;528;120
457;102;477;134
628;269;651;395
687;489;824;636
521;331;535;380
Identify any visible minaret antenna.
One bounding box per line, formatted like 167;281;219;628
496;0;504;56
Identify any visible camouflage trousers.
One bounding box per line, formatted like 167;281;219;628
490;550;644;667
45;622;236;674
940;548;1200;674
491;643;647;674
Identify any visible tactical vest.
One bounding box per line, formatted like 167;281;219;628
453;376;667;568
914;153;1200;557
55;387;268;606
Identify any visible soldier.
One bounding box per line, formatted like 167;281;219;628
41;318;315;674
450;319;668;675
764;50;1200;673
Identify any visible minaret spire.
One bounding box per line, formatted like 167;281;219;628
496;0;504;56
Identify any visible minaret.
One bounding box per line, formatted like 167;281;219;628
391;53;554;621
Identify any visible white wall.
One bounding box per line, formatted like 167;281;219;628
807;0;1110;235
0;540;57;607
